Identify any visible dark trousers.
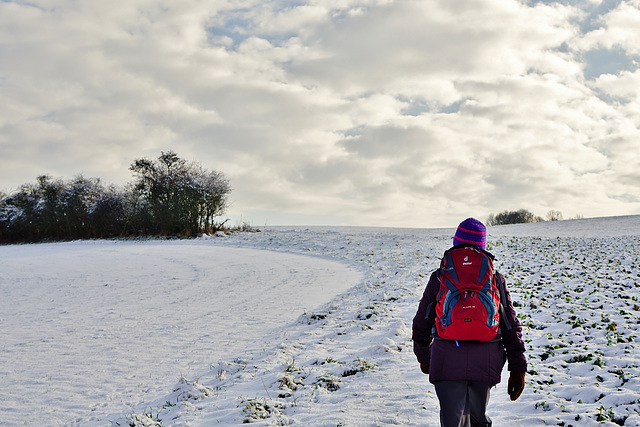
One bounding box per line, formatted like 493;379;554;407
434;380;492;427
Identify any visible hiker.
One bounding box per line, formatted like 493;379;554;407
412;218;527;426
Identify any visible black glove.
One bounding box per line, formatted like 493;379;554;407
507;371;526;401
420;362;430;375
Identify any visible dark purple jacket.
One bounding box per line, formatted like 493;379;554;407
412;257;527;385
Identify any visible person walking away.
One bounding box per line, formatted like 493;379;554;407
412;218;527;426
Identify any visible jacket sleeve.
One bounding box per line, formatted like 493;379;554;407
412;270;440;364
498;273;528;372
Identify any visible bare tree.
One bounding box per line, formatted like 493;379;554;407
546;210;563;221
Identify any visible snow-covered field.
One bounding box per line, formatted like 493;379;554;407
1;215;639;426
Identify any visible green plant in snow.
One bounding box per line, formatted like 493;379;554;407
314;374;341;392
241;397;285;423
566;353;593;363
116;409;162;427
342;358;377;377
535;401;552;411
595;405;615;422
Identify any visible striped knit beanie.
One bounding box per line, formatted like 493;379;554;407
453;217;487;250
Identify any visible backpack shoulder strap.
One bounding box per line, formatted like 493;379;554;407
427;269;443;318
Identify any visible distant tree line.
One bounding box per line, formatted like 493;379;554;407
486;209;568;226
0;152;231;243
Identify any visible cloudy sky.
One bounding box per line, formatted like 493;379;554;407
1;0;639;228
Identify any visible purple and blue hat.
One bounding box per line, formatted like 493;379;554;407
453;217;487;250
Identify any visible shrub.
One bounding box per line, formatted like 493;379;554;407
129;151;231;236
0;152;231;243
487;209;543;226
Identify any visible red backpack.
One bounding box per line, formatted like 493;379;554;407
435;245;501;341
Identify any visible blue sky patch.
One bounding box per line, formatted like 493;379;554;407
583;48;637;79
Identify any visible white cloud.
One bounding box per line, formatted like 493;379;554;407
256;4;330;36
579;0;640;54
1;0;639;226
288;1;579;94
593;70;640;102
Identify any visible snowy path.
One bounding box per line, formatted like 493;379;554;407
0;240;362;426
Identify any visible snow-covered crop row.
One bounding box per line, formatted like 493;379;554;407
491;235;640;426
